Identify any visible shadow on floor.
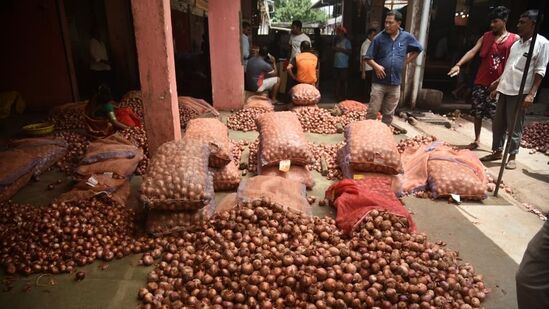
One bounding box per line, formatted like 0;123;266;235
522;168;549;183
404;197;519;309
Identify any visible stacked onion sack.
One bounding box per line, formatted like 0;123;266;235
137;201;489;308
340;120;403;179
184;118;241;193
139;139;215;236
140;118;241;236
255;112;315;189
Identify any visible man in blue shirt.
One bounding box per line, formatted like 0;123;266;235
365;10;423;125
333;26;352;100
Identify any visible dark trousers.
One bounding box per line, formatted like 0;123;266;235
492;94;525;155
516;220;549;309
364;70;373;103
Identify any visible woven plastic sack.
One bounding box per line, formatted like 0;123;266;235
0;149;39;185
178;96;220;118
427;147;487;200
1;138;67;182
244;96;274;111
325;178;416;235
0;171;33;203
146;203;215;236
237;175;311;215
56;175;130;206
140;140;214;210
256;112;313;167
81;134;138;164
185;118;231;168
212;161;241;191
76;135;143;177
290;84;321;106
336;100;367;113
344;120;402;174
337;147;402;195
258;165;315;190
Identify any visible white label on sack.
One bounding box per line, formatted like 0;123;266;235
103;172;113;177
450;194;461;204
86;176;98;187
279;160;291;172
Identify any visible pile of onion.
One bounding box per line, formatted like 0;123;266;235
309;143;345;180
227;109;271;132
521;121;549;155
53;131;91;174
120;127;149;175
137;201;488;308
0;196;153;276
397;135;438;153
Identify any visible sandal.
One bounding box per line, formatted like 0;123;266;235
466;142;479;150
480;152;502;162
505;160;517;170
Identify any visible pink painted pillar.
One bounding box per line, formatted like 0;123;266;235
131;0;181;154
208;0;245;110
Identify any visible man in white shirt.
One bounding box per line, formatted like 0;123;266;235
241;21;252;70
289;20;311;60
360;28;377;102
482;10;549;171
89;28;113;91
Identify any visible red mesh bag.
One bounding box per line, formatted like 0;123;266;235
325;178;416;235
237;175;311;215
290;84;321;106
338;147;402;194
427;147;487;200
146;203;215;236
184;118;231;168
344;120;402;174
212;161;241;191
258;165;315;190
140;140;214;211
256;112;313;167
337;100;367;113
244;96;274;111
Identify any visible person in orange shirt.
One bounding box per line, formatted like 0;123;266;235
287;41;318;86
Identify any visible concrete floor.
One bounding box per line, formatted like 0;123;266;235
0;109;545;308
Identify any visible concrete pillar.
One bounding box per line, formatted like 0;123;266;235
208;0;245;110
131;0;181;153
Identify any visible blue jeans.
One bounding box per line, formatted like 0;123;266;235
491;94;525;155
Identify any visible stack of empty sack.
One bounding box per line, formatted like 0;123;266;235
339;119;403;179
59;134;143;206
400;142;488;200
255;111;315;189
0;138;67;202
140;118;240;236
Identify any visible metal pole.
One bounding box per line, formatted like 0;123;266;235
494;6;544;196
